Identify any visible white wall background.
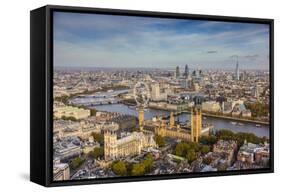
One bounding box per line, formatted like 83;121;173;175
0;0;279;191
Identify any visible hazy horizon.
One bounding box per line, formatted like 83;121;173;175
54;65;269;73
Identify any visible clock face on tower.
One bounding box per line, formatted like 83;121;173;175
133;81;150;107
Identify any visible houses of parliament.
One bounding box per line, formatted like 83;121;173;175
155;96;210;142
103;112;156;161
104;97;210;161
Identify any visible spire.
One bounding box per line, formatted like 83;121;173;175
236;59;239;81
138;106;144;132
169;111;174;128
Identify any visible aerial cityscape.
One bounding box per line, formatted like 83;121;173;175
52;12;271;181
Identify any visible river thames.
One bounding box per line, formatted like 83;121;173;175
93;103;269;138
70;88;270;138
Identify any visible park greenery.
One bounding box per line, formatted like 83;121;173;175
199;135;218;146
121;98;137;105
154;135;166;148
88;147;104;159
60;116;78;122
245;102;269;118
131;153;154;176
91;132;104;146
173;142;210;163
54;95;69;104
173;129;267;164
131;163;145;176
200;129;268;148
111;153;154;176
215;129;268;147
90;108;97;116
111;161;127;176
70;157;85;170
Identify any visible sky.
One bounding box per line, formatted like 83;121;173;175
53;11;270;70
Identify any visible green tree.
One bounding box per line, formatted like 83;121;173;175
216;129;268;147
91;132;104;145
142;154;153;172
217;163;228;171
235;132;267;147
199;135;217;145
174;142;188;157
111;161;127;176
70;157;84;170
174;142;200;157
188;142;200;152
61;116;78;122
54;95;69;104
200;145;210;154
216;129;235;141
88;147;104;159
131;163;145;176
90;109;97;116
154;135;166;148
245;102;269;117
186;149;197;163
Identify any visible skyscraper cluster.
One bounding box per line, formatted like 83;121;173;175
175;65;189;79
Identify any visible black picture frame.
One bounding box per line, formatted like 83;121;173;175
30;5;274;187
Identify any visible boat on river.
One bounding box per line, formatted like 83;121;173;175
230;121;237;125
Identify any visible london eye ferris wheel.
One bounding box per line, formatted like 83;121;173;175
133;81;150;108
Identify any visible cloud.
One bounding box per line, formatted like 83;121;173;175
206;50;218;54
244;54;259;60
53;12;270;70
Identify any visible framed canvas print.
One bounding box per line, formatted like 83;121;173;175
30;5;274;187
